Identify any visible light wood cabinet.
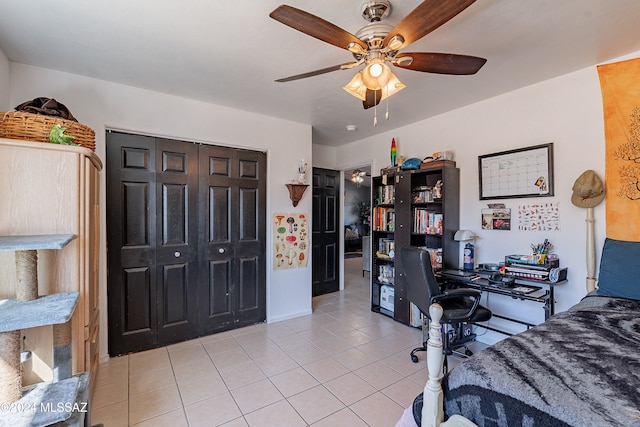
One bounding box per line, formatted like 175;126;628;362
0;137;101;389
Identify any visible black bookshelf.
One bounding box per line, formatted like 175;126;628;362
371;166;460;325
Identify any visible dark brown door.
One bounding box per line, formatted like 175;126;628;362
106;132;158;353
155;138;200;346
198;144;266;335
312;168;340;296
106;132;266;356
106;133;199;354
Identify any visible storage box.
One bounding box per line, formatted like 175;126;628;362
380;285;394;313
380;166;401;176
505;254;560;269
419;160;456;170
444;322;473;343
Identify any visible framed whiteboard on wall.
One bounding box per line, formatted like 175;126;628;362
478;143;554;200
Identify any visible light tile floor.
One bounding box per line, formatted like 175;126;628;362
91;257;469;427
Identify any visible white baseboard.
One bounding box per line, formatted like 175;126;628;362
268;309;313;323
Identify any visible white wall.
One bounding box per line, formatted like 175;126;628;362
334;53;640;342
311;143;337;169
9;63;313;361
0;48;9;109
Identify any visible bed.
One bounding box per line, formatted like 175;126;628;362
399;237;640;427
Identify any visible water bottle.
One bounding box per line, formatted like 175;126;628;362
463;243;474;270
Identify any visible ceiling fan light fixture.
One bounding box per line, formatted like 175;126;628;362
381;73;406;98
343;71;368;101
362;59;391;90
351;168;367;186
343;67;405;102
369;62;383;78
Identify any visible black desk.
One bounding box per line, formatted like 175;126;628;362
439;269;567;335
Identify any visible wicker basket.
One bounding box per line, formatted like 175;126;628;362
0;111;96;151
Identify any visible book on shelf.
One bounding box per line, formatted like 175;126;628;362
376;185;395;204
433;213;443;235
377;264;395;284
422;247;443;271
376;238;395;258
373;206;395;232
412;186;434;203
413;208;443;235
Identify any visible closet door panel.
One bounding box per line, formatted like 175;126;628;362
155;138;199;345
107;133;158;354
207;259;232;318
208;186;231;243
199;145;266;335
123;182;151;247
123;266;152;332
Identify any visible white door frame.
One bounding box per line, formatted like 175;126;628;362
338;159;376;291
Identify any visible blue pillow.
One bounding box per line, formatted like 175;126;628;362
596;238;640;300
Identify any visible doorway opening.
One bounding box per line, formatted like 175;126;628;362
341;164;372;290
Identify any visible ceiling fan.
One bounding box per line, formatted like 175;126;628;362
269;0;487;110
352;169;370;187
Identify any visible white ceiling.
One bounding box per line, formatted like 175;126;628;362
1;1;639;147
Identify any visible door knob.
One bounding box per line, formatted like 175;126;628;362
174;251;181;258
218;248;225;254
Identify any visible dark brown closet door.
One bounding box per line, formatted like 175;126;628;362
107;132;266;356
106;133;199;354
107;132;157;354
198;145;266;335
155;138;199;345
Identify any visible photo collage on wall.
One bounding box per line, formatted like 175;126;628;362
273;213;309;270
482;203;511;230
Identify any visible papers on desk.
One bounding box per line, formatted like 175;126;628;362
528;289;547;298
442;269;478;278
510;286;539;294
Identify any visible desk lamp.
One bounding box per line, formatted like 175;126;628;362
454;230;478;270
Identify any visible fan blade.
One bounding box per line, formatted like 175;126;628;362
270;5;367;51
384;0;477;49
394;52;486;75
275;62;358;82
363;89;382;110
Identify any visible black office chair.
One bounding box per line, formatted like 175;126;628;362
399;246;491;373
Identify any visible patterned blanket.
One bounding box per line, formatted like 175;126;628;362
443;295;640;426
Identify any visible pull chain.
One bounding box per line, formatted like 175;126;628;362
373;90;378;126
385;86;390;120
